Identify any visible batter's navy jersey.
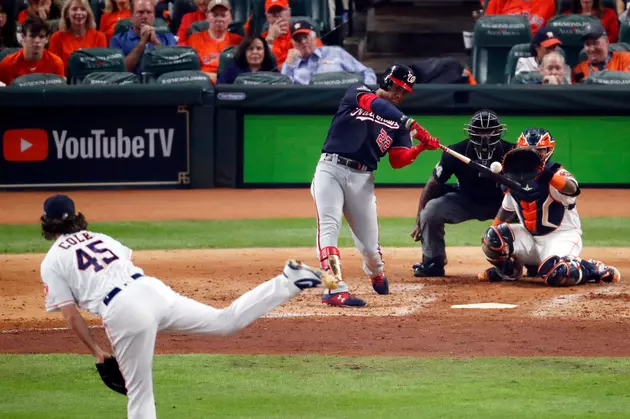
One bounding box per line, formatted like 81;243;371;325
322;84;412;171
432;139;514;203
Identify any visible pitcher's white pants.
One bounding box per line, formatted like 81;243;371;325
102;275;300;419
311;158;384;293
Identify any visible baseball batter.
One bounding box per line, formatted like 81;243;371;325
39;194;336;419
478;128;621;286
311;64;440;307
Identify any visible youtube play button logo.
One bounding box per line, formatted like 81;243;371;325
3;129;48;161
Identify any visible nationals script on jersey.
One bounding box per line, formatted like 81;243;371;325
40;231;144;316
321;84;412;170
502;167;581;236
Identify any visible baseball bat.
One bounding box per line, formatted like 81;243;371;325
436;144;526;192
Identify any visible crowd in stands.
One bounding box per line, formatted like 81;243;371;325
0;0;629;87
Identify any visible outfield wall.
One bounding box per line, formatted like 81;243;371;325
0;84;629;190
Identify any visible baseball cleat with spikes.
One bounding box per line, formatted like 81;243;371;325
283;260;338;290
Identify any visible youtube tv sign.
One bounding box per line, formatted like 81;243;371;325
0;106;190;189
3;129;49;162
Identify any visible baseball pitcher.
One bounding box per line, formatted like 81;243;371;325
478;128;621;286
39;194;336;419
311;64;440;307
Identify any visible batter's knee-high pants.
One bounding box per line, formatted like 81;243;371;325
102;275;301;419
311;157;384;293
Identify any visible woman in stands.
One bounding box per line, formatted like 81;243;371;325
568;0;619;43
99;0;131;42
0;3;20;49
48;0;107;67
217;35;277;84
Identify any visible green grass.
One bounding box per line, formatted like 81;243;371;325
2;217;630;254
1;354;630;418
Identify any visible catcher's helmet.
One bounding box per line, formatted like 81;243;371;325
516;128;555;164
380;64;416;93
464;109;506;163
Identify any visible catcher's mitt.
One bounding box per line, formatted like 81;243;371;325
501;147;543;182
96;356;127;395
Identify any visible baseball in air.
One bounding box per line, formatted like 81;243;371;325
490;161;502;174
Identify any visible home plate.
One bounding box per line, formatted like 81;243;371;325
451;303;518;309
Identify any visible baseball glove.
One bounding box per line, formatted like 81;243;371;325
96;356;127;395
501;147;543;182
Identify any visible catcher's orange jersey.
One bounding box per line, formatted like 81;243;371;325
485;0;555;34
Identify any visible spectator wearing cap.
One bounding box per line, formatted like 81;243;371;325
177;0;210;46
261;0;322;67
48;0;107;68
110;0;176;73
572;25;630;83
565;0;618;43
515;26;571;84
186;0;243;83
0;16;64;85
281;20;376;85
484;0;555;34
99;0;131;43
217;35;278;84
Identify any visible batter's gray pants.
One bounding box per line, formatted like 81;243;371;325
420;191;500;262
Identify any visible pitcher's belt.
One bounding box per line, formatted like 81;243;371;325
320;153;372;172
103;273;143;306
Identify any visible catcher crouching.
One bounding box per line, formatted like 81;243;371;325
478;128;621;286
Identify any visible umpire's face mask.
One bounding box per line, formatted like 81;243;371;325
469;128;501;165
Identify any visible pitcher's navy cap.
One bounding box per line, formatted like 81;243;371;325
43;194;75;220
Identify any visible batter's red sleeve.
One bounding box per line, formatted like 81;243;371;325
357;93;378;112
388;144;425;169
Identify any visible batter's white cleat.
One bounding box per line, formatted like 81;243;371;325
283;260;338;291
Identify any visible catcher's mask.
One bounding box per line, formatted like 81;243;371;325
464;109;506;164
516;128;555;164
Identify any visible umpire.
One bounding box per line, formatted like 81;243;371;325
410;109;514;277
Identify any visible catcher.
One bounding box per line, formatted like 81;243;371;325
38;194;336;418
478;128;621;286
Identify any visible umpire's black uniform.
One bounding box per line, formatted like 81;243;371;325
412;109;514;277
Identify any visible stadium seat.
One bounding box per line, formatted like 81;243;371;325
157;69;214;89
217;45;238;75
114;18;134;36
309;71;363;85
547;14;600;67
504;44;566;83
471;15;532;84
10;73;66;87
139;45;201;83
620;19;630;44
585;69;630;84
233;71;292;84
232;0;251;30
81;71;139;85
154;17;170;34
187;20;246;37
90;0;105;32
0;47;21;63
556;0;618;16
510;71;543;84
171;0;196;35
67;48;126;84
577;42;630;63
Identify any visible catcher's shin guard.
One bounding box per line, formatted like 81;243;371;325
320;246;343;280
480;223;521;280
538;255;584;286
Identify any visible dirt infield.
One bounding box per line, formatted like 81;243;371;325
1;188;629;357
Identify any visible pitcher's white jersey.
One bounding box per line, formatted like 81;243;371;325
40;231;144;316
502;167;582;236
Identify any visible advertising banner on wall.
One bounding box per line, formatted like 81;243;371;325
0;106;190;189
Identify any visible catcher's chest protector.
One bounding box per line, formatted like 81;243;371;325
510;162;566;235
